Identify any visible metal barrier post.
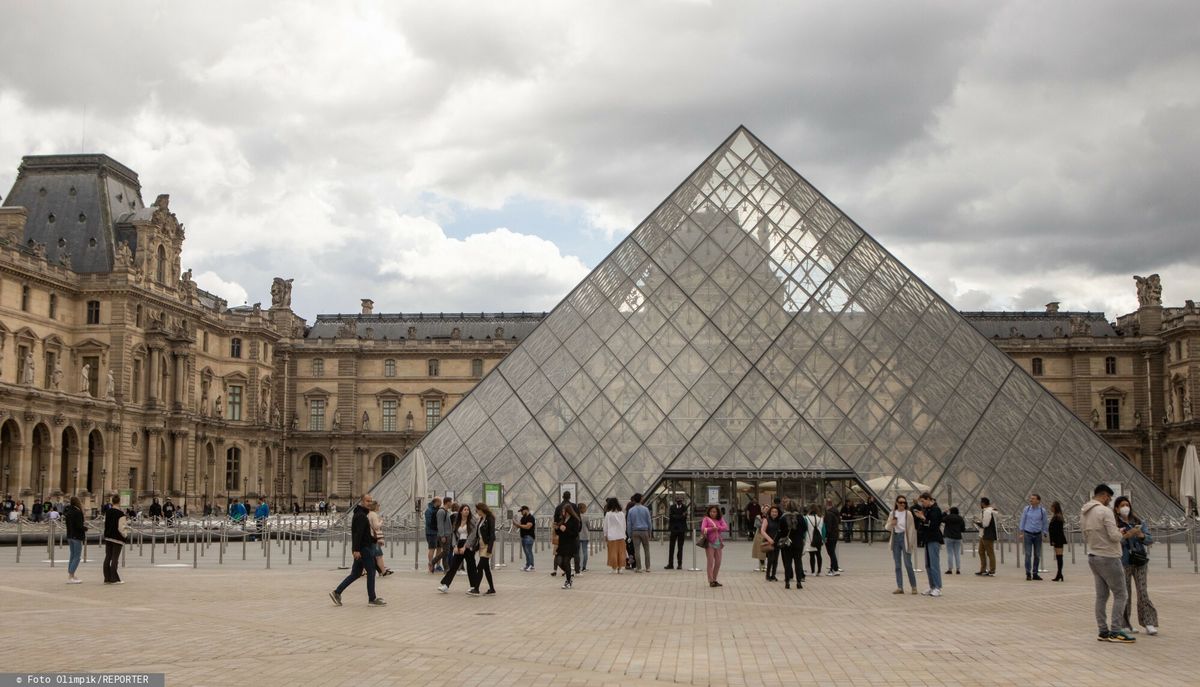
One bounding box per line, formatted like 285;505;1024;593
242;524;247;560
15;518;22;563
83;532;88;564
309;525;314;561
150;528;156;565
288;523;293;565
689;520;700;572
49;519;56;567
1070;526;1076;564
219;524;226;565
138;526;144;557
162;525;168;554
341;526;348;568
177;527;182;560
326;523;331;558
1166;526;1172;568
1193;520;1198;574
266;521;272;569
193;526;198;569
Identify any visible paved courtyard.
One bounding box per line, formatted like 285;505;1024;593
2;536;1199;686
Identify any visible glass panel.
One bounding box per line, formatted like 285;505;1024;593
559;370;601;414
563;322;604;366
516;369;556;414
546;302;583;342
580;393;621;441
543;347;580;390
534;394;576;440
494;394;534;440
647;321;687;362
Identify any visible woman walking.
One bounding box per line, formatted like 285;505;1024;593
751;510;766;572
1114;495;1158;635
804;506;824;576
603;497;627;574
576;502;590;574
781;503;806;590
760;505;783;582
556;502;582;589
1049;501;1067;581
886;496;918;594
367;499;394;577
700;505;728;587
438;504;477;594
942;506;965;576
64;496;88;584
102;494;128;585
468;502;497;595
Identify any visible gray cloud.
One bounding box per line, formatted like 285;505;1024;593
0;0;1196;321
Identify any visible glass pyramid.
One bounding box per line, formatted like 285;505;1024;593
370;127;1182;520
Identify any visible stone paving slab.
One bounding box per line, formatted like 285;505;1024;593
1;539;1199;686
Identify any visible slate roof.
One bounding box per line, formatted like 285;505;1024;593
960;311;1118;338
304;312;547;340
2;154;145;273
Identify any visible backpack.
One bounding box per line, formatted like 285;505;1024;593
809;515;824;548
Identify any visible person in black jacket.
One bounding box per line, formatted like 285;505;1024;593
1049;501;1067;581
102;494;128;584
823;500;842;575
913;492;944;596
148;498;162;521
64;496;88;584
665;496;688;570
556;503;582;589
329;495;386;607
467;502;497;595
439;504;478;593
942;506;966;576
780;504;806;590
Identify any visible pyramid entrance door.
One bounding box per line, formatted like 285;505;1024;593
367;126;1182;522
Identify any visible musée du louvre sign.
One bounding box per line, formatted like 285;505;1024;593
666;470;847;481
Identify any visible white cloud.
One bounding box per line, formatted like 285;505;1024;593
193;270;248;306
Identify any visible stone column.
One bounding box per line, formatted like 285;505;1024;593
147;347;161;407
147;428;161;495
171;431;185;493
47;424;61;496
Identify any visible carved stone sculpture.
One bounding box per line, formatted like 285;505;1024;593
214;396;223;419
361;411;370;431
1090;409;1100;429
22;351;35;385
1185;389;1193;420
291;412;299;430
1134;410;1143;428
114;242;134;268
332;413;341;431
270;277;294;309
80;363;91;395
1134;274;1162;307
51;360;63;390
105;369;115;399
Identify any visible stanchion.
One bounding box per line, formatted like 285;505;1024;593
162;526;168;554
242;524;247;560
326;523;331;558
219;524;226;565
266;521;272;569
150;529;156;565
16;518;22;563
177;527;181;560
1167;527;1172;568
288;523;293;565
49;519;56;567
138;526;144;557
308;526;314;561
689;520;701;572
341;526;348;568
1192;520;1197;574
999;532;1005;565
1070;526;1076;564
83;534;88;564
192;526;198;569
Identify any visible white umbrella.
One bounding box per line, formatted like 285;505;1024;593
865;475;931;494
1180;444;1200;515
411;447;428;515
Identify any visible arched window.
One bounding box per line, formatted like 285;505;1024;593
379;453;399;479
1105;356;1117;375
225;447;242;491
1031;358;1044;376
156;245;166;283
384;359;396;377
307;454;325;493
230;337;242;359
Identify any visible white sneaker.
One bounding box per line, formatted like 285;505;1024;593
930;588;942;597
437;584;449;594
825;571;835;577
1145;625;1158;635
830;570;841;576
1124;627;1139;634
67;579;82;584
920;588;933;596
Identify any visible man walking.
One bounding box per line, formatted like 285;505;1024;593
437;498;454;571
1019;493;1049;581
1082;484;1134;643
627;493;652;572
517;505;536;571
914;492;944;596
665;495;687;570
329;494;386;607
823;499;842;575
974;497;998;576
552;492;573;576
424;497;442;573
253;498;269;540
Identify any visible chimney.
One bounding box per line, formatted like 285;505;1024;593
1045;302;1060;313
361;298;374;315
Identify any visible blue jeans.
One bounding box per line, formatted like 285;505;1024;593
891;537;916;589
925;541;943;590
945;538;962;571
68;538;83;575
842;521;854;543
334;551;377;601
521;536;534;569
577;540;589;572
1023;532;1043;575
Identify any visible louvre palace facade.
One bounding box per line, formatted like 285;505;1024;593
0;142;1194;518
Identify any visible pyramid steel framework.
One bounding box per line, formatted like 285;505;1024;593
369;127;1182;519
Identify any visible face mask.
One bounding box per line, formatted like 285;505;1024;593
1119;506;1131;517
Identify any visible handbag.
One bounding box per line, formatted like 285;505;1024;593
1128;537;1149;567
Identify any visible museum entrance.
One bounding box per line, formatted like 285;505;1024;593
651;471;866;539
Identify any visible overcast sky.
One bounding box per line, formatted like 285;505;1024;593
1;1;1197;321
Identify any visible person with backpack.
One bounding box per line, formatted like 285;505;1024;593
424;497;442;574
973;498;998;576
1114;495;1157;636
804;506;824;576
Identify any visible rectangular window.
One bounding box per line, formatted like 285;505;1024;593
310;399;326;431
86;300;101;324
1105;398;1120;430
202;331;209;352
48;293;57;319
83;356;100;397
1031;358;1044;376
132;360;142;404
472;359;484;377
312;359;324;377
16;345;29;384
43;351;56;388
228;385;243;421
425;399;441;430
20;285;29;312
1105;357;1117;375
230;338;242;358
428;359;439;377
384;359;396;377
382;399;398;432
